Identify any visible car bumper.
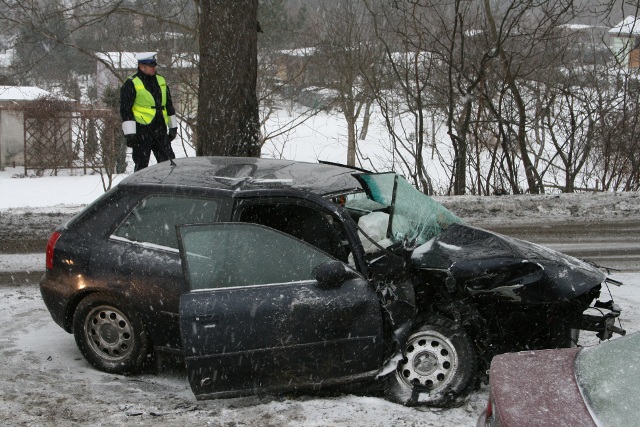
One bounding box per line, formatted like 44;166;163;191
578;299;625;340
39;273;77;332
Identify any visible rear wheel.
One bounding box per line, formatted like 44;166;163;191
73;293;151;374
384;314;476;407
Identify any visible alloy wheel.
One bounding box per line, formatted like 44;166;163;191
84;305;134;361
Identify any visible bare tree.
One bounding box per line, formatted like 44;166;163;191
591;70;640;191
364;0;603;195
311;1;377;166
365;0;494;195
486;1;572;193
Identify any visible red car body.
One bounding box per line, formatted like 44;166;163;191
479;332;640;426
478;347;597;426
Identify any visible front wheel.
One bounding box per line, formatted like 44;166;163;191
73;293;151;374
384;314;476;407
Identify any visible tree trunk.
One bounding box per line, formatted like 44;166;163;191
197;0;261;157
359;99;373;140
512;83;543;193
342;97;358;166
346;116;357;166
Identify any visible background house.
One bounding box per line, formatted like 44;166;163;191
272;47;315;87
95;52;138;103
561;23;611;65
0;86;75;169
609;16;640;69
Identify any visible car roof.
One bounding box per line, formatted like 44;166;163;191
119;156;364;196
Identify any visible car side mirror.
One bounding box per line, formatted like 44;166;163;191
314;260;357;289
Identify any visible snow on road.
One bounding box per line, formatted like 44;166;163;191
1;273;638;426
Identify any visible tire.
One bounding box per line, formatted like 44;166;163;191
72;293;151;375
384;314;476;407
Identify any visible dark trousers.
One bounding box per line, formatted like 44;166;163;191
132;125;176;172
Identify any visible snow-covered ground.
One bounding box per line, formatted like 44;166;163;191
1;275;637;426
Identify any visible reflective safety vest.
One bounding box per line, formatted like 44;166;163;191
130;74;169;125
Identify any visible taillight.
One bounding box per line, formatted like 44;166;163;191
484;396;498;427
46;231;62;270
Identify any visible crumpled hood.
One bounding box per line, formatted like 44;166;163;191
410;223;605;303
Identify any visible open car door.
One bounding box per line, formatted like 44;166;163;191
177;222;385;400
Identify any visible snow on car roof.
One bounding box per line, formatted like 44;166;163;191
119;156;364;196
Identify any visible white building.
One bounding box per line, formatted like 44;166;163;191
609;16;640;69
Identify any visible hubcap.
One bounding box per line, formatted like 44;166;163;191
397;330;459;392
413;351;439;376
84;305;134;361
99;324;119;344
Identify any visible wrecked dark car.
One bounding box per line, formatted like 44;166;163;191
40;157;624;407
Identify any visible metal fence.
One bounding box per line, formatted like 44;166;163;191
23;107;122;175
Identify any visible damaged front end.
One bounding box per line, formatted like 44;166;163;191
348;172;625;405
580;285;625;341
410;223;626;352
349;172;624;353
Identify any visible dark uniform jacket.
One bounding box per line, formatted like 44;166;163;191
119;69;176;129
120;69;177;171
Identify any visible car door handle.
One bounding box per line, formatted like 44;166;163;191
195;314;219;324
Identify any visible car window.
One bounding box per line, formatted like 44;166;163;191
574;332;640;427
113;195;219;249
238;202;350;262
178;223;336;291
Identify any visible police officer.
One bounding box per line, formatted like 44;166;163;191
120;52;178;172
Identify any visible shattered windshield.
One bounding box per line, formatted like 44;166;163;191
344;173;462;247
